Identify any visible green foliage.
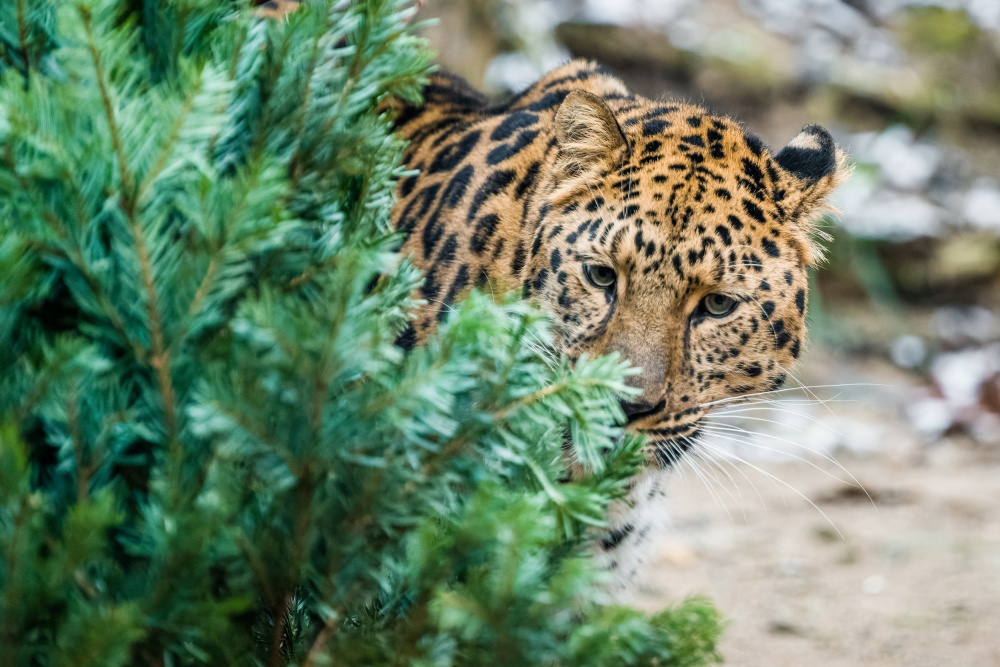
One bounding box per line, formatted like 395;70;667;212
897;7;981;56
0;1;722;665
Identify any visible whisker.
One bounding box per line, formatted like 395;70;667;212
710;400;849;445
701;420;877;511
743;293;848;418
716;396;852;407
698;439;846;540
700;423;857;488
705;412;860;484
689;441;751;522
674;442;735;520
697;449;768;511
709;404;842;433
712;397;852;417
707;413;811;435
699;383;893;409
774;359;841;420
698;439;788;504
478;267;499;305
702;418;840;464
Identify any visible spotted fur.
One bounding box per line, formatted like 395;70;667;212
389;60;848;595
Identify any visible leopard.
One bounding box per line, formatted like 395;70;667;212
385;59;849;596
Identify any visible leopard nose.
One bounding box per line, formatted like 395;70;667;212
620;398;666;424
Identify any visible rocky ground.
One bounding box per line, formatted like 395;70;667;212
632;347;1000;667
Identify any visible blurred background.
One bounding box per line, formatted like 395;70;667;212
411;0;1000;664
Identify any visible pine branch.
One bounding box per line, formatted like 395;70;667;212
136;78;202;206
286;15;325;188
81;7;178;448
173;162;274;348
302;614;340;667
1;475;31;667
267;591;293;667
67;392;88;504
41;233;142;360
15;0;27;76
5;155;144;359
81;9;134;200
493;375;618;422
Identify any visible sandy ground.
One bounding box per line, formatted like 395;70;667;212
636;452;1000;666
632;352;1000;666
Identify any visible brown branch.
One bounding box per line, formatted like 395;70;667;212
235;535;277;604
183;255;219;320
139;257;178;441
16;0;28;74
81;10;133;197
267;591;292;667
283;6;327;190
1;497;29;667
136;75;201;207
302;612;341;667
67;393;88;504
65;187;148;360
492;380;572;422
11;154;143;362
82;9;178;444
141;650;165;667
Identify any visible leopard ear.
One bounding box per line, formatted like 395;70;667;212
775;124;844;186
552;91;628;199
775;125;851;265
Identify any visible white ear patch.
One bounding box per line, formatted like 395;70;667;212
786;131;824;151
775;124;840;185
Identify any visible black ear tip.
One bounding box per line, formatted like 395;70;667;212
801;124;833;140
775;124;838;184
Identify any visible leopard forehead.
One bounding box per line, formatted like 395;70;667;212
545;101;812;271
546;119;806;295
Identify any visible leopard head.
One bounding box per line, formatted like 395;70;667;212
523;91;849;466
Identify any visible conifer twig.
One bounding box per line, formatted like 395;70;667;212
493;379;574;421
1;500;28;667
16;0;28;71
303;613;341;667
81;11;133;197
136;78;202;206
267;591;292;667
82;8;179;445
67;393;88;503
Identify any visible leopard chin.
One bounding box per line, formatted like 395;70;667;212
564;422;701;471
646;432;700;469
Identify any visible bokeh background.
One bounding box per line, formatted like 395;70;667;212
411;1;1000;664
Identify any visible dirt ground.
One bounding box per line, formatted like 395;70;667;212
632;352;1000;667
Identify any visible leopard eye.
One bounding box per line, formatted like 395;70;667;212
700;293;738;318
583;264;617;290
